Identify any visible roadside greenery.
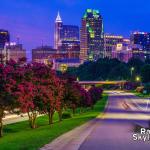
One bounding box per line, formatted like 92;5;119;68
0;59;103;138
131;90;150;98
0;94;108;150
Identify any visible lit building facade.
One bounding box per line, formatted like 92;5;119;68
32;46;81;71
60;25;79;41
132;48;145;61
0;29;10;49
0;29;10;63
131;32;150;59
112;43;132;63
5;43;26;62
104;34;123;58
54;58;81;72
32;46;68;64
80;9;104;62
54;12;80;59
54;12;63;49
60;40;80;59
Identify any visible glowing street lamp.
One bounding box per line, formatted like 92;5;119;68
130;67;135;76
135;76;141;82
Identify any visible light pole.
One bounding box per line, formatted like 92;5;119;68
130;67;135;80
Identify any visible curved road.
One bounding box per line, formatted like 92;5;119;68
41;91;150;150
79;91;150;150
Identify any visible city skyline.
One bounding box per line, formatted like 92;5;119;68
0;0;150;54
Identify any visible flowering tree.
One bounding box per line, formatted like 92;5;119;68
15;81;36;128
14;63;54;128
88;86;103;106
62;76;81;114
31;63;64;124
41;73;64;124
0;61;18;137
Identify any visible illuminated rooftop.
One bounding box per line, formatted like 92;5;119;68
55;11;62;22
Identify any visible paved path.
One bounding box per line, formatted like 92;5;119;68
41;91;150;150
79;91;150;150
3;114;29;125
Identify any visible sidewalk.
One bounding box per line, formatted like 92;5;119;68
3;114;28;125
40;95;108;150
40;116;102;150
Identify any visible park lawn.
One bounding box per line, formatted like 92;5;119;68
131;90;150;98
0;94;108;150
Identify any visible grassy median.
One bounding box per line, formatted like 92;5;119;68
131;90;150;98
0;94;108;150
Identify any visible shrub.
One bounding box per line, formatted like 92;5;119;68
62;112;72;119
144;83;150;94
88;86;103;105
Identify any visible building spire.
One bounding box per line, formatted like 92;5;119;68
55;11;62;22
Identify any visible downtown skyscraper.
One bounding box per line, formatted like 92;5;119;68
54;12;63;49
54;12;80;48
80;9;104;62
54;12;80;59
131;32;150;59
0;29;10;49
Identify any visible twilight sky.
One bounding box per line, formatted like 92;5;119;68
0;0;150;60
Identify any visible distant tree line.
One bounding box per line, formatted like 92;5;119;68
66;58;150;83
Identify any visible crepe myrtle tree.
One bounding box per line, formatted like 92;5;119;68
42;75;64;124
62;76;82;114
14;62;54;128
31;63;65;124
88;86;103;106
0;61;18;137
15;81;37;129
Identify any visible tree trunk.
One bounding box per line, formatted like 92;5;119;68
58;110;62;122
80;107;82;114
0;109;3;137
48;111;54;125
72;107;75;115
28;111;37;129
0;119;3;137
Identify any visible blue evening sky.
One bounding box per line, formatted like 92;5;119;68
0;0;150;59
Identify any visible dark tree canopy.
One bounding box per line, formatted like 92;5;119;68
141;64;150;83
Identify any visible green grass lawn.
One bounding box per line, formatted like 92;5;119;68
0;94;108;150
131;90;150;98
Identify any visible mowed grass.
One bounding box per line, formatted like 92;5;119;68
0;94;108;150
131;90;150;98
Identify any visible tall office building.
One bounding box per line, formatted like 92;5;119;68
60;40;80;59
131;32;150;59
0;29;10;49
54;12;63;49
32;46;68;64
5;43;26;62
104;34;123;58
80;9;104;62
60;25;79;41
54;12;80;59
0;29;10;63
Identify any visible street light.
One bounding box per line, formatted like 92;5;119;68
130;67;135;81
135;76;141;82
130;67;134;76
